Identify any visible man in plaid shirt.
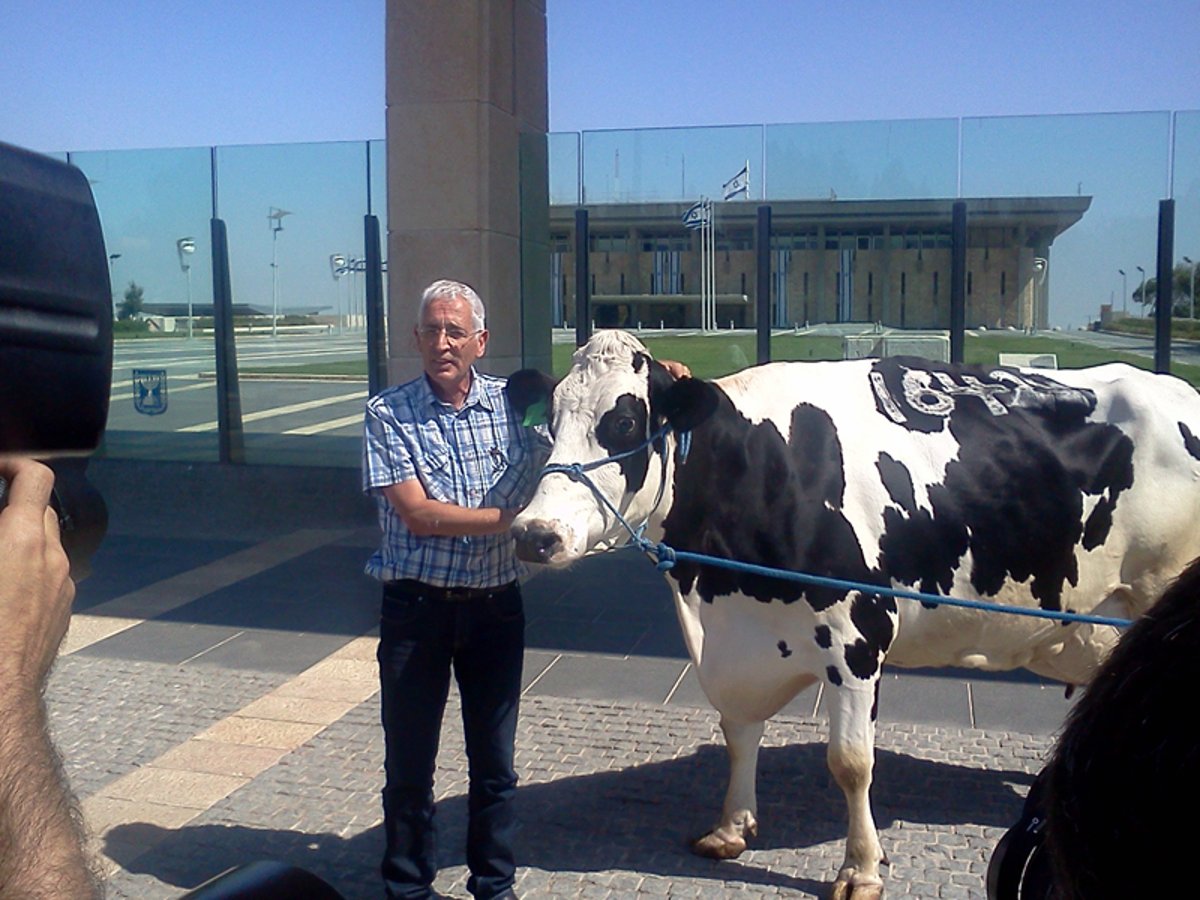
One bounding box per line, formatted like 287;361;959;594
363;279;548;900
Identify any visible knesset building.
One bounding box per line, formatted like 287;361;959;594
549;196;1090;331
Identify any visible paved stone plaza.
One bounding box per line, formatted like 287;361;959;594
45;460;1062;898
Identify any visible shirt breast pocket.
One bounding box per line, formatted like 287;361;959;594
486;440;528;508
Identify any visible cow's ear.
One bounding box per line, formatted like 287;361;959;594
656;377;719;433
646;357;678;407
505;369;555;426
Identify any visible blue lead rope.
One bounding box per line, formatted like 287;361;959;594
538;426;1133;630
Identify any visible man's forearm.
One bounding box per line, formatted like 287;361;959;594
380;484;514;538
0;689;98;898
404;499;515;537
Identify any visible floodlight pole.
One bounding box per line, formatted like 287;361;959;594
1136;266;1146;317
268;207;292;339
1118;269;1127;316
177;237;196;338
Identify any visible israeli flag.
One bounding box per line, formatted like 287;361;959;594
722;163;750;200
681;200;707;230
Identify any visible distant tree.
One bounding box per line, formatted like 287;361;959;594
118;281;144;320
1135;263;1197;318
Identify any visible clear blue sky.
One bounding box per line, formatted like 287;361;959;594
2;1;1196;331
2;0;1197;152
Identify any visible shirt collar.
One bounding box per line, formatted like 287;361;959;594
420;367;494;414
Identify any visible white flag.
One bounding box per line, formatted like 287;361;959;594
681;200;707;230
722;162;749;200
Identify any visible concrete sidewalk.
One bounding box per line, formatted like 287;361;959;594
47;459;1059;898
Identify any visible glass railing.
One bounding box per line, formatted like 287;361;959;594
43;110;1198;467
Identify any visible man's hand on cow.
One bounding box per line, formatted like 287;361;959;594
660;359;691;380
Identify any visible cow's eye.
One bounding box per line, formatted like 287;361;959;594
615;416;638;436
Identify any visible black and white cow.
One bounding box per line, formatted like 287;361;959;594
508;330;1200;899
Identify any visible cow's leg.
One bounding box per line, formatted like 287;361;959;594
692;715;764;859
827;685;885;900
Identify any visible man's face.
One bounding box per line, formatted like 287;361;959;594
415;295;488;394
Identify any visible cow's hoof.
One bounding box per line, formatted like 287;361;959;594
829;870;884;900
691;829;748;860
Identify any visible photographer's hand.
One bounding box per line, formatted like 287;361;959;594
0;458;98;897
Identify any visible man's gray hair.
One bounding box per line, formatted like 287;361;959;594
419;279;486;331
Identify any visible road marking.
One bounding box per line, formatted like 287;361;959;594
283;412;365;435
177;390;366;432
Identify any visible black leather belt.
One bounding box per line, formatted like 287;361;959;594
385;579;517;603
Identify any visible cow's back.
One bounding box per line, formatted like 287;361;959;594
693;359;1200;682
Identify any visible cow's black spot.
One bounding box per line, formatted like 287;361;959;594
814;625;832;648
661;388;881;611
826;665;843;686
843;592;896;680
877;452;917;516
778;640;792;658
870;358;1135;612
596;393;651;493
1179;422;1200;462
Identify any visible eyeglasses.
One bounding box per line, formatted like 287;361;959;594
417;325;482;346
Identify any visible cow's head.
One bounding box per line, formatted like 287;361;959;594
508;330;715;566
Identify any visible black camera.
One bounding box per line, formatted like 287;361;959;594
1;141;114;577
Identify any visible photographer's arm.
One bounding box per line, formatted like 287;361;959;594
0;458;98;898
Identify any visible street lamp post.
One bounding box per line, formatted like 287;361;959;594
1031;257;1048;333
1185;256;1197;321
1136;266;1147;317
329;254;347;335
1118;269;1127;316
176;237;196;338
108;253;122;317
268;207;292;338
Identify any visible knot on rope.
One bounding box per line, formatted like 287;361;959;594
655;542;677;572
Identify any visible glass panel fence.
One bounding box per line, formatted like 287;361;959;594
1174;111;1200;328
370;138;390;348
46;111;1198;464
764;118;958;201
70;146;219;462
581;125;763;204
213;141;369;467
549;131;581;206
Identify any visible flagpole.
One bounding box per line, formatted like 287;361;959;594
700;199;710;333
701;197;709;331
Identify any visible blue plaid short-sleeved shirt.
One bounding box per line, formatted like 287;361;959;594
362;369;549;588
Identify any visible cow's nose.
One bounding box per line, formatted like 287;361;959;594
512;519;564;564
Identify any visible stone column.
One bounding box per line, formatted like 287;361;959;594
385;0;551;386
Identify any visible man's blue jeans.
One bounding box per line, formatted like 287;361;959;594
377;580;524;900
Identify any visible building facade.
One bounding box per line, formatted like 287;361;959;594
550;196;1090;331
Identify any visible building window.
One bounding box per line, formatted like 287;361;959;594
590;232;629;253
717;229;752;252
1001;271;1007;295
933;271;939;297
868;272;874;296
803;272;809;295
967;271;973;295
901;272;907;296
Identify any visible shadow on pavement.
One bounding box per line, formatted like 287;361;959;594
105;742;1030;898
